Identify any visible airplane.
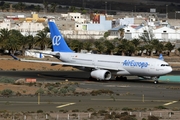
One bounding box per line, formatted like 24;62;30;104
13;21;172;84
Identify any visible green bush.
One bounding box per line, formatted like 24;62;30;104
122;107;133;111
52;88;58;94
35;88;44;95
37;110;43;113
0;77;15;83
1;89;13;96
48;86;54;91
67;86;76;93
59;88;68;94
90;89;114;96
72;109;79;112
154;106;167;109
87;108;95;112
148;115;159;120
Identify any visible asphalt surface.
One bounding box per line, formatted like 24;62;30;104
0;70;179;112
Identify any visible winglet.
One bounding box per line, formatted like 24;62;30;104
10;54;20;60
159;53;164;61
48;21;73;52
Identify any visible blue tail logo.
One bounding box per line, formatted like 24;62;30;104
48;21;73;52
159;53;164;60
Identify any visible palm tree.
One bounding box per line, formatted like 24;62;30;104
103;31;110;39
43;0;49;13
111;38;120;54
50;3;58;13
137;45;145;56
151;39;164;55
178;47;180;56
118;39;129;56
17;2;26;12
35;30;51;50
131;39;140;55
165;42;175;56
82;40;92;52
35;5;41;12
26;35;36;49
0;28;11;51
93;40;105;54
103;40;114;54
69;40;83;52
5;30;22;55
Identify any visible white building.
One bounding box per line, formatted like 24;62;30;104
19;22;45;36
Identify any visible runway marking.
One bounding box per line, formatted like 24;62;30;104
164;101;177;106
56;103;75;108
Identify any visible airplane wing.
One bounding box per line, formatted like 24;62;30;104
19;59;124;71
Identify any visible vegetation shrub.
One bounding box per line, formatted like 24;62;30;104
87;108;95;112
90;89;114;96
98;110;108;116
59;109;68;113
154;106;167;109
48;86;54;91
122;107;133;111
59;87;68;94
67;86;76;93
16;91;22;96
0;77;15;83
35;88;44;95
52;88;58;94
26;82;36;87
37;110;43;113
120;115;137;120
72;109;79;112
147;115;159;120
91;112;98;116
1;89;13;96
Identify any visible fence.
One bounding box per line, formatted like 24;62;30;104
0;111;180;120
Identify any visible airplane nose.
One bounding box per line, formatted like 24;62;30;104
165;66;172;74
169;66;173;73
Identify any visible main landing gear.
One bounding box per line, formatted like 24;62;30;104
153;77;159;84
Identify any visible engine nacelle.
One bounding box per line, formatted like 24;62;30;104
55;52;61;59
90;70;111;80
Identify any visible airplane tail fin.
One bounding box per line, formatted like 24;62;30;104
48;21;73;52
159;53;164;60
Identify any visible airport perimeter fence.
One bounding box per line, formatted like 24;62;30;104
0;111;180;120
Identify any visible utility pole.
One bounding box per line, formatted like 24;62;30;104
105;1;107;15
166;5;168;19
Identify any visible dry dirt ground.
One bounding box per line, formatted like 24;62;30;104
0;56;75;71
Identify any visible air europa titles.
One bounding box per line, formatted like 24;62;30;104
123;60;148;68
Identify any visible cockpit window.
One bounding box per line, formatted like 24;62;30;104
161;64;170;66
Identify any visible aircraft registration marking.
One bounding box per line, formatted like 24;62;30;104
56;103;75;108
164;101;177;106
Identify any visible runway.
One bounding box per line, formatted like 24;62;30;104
0;70;179;112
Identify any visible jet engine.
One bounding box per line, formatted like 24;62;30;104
90;69;111;80
55;52;61;59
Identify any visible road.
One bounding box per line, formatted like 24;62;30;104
0;71;179;112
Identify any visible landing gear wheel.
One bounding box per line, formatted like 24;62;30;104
154;80;159;84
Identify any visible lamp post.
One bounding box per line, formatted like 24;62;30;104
166;5;168;19
105;1;107;15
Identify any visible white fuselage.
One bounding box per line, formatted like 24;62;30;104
59;52;172;77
